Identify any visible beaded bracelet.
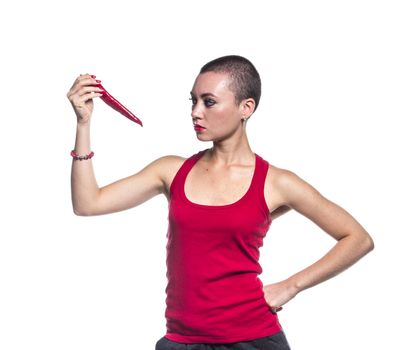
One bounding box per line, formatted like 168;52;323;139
70;150;95;161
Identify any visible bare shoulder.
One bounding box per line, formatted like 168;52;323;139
154;154;186;176
264;163;322;220
154;154;186;167
264;164;293;214
266;164;296;198
266;163;321;207
267;164;306;192
152;155;187;197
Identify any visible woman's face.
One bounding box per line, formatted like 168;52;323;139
190;71;244;142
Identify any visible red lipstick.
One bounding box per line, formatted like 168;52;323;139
194;124;206;132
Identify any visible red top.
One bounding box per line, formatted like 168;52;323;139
164;149;282;344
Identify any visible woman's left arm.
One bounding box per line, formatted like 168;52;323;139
263;169;374;311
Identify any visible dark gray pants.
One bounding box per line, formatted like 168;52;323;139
155;331;291;350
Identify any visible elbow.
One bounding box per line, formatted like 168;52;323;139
73;209;84;216
360;232;375;256
72;206;95;216
72;197;99;216
343;230;375;258
71;191;101;216
366;235;375;253
73;208;86;216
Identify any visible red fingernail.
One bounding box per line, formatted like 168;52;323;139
91;75;96;78
96;80;101;83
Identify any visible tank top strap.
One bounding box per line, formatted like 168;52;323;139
251;153;269;189
169;149;208;198
248;153;270;214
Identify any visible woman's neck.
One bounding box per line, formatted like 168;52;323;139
208;136;254;166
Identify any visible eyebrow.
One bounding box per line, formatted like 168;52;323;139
190;92;218;98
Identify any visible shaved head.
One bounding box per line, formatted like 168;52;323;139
199;55;261;113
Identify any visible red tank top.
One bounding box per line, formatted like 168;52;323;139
164;149;282;344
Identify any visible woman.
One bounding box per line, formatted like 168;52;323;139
67;55;374;349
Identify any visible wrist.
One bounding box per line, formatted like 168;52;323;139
74;122;92;155
77;121;91;129
71;150;94;161
285;276;302;296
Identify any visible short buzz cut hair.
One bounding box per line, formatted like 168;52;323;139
199;55;261;113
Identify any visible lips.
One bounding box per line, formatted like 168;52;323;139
194;124;206;130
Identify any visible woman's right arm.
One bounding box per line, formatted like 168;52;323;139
67;74;168;216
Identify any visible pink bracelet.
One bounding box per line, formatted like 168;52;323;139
70;150;94;161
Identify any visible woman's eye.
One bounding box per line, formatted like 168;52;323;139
189;97;215;107
204;99;216;107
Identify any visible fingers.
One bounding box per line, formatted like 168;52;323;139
68;74;100;94
270;306;283;313
76;90;103;106
67;73;92;93
68;88;103;109
77;85;103;96
67;73;103;107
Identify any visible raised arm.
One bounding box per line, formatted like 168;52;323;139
67;74;175;216
263;169;374;312
71;151;170;216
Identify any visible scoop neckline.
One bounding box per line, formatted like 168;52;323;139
181;149;258;209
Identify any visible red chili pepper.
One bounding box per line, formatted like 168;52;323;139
97;82;143;126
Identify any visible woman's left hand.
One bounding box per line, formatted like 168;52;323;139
263;280;298;313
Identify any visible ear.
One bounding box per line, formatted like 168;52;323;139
240;98;256;118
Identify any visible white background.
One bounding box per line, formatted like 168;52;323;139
0;0;411;349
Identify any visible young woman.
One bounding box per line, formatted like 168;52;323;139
67;55;374;350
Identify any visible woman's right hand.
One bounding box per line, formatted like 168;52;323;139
67;73;103;125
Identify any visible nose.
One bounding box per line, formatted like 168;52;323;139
191;101;203;122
